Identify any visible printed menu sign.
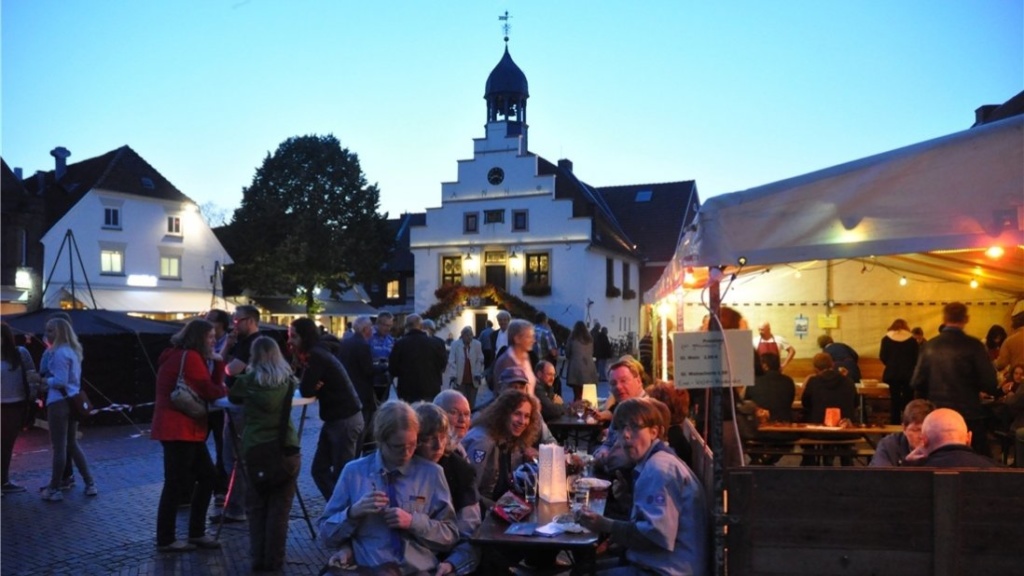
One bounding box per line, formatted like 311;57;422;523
673;329;754;389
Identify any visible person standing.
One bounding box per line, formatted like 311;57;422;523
753;322;796;371
204;308;232;503
39;318;97;502
337;316;379;442
212;304;261;524
151;319;227;551
593;326;613;383
879;318;919;424
565;321;599;403
817;335;861;383
291;317;364;502
910;302;999;455
445;326;484;409
995;302;1024;375
478;320;495;370
490;311;511;360
1;322;40;494
369;312;396;404
638;330;654;381
228;336;301;572
490;320;538;397
389;314;447;404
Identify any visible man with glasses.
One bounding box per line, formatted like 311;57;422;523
211;304;261;524
434;390;472;460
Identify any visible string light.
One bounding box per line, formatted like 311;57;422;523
899;276;907;286
985;246;1004;259
683;267;695;286
794;270;802;279
970;278;979;289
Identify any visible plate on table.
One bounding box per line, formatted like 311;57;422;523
803;425;843;431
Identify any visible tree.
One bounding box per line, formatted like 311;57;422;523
225;134;393;314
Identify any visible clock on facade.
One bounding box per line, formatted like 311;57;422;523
487;167;505;185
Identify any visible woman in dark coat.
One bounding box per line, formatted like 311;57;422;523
880;318;919;425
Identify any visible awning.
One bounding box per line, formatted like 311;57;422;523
44;287;235;314
250;296;377;317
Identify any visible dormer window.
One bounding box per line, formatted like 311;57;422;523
141;177;155;189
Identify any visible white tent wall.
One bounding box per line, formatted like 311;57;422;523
676;258;1016;363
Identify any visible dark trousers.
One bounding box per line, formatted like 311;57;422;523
889;381;913;424
206;409;227;495
458;381;478;410
1;401;26;484
246;453;300;570
312;412;364;500
156;440;216;545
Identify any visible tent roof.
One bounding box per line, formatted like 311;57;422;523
2;308;182;337
648;115;1024;301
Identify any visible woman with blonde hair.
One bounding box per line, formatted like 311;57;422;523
40;318;97;502
229;336;300;571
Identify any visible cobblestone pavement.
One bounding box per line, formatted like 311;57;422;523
2;403;335;576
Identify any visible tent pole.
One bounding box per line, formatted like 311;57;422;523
707;269;725;576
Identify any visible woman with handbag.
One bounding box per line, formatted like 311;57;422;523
151;319;227;552
1;322;40;494
228;336;301;572
39;318;97;502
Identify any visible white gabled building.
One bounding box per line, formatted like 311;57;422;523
411;44;699;342
28;146;234;319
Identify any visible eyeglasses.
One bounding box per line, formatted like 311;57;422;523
620;422;652;434
233;316;253;325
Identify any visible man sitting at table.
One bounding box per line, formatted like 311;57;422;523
535;360;569;423
904;408;1003;468
800;353;858;466
869;399;935;467
578;398;709;576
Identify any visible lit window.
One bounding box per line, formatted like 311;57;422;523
160;256;181;279
167;216;181;235
101;250;124;274
525;253;549;286
441;256;462;286
512;210;528;231
386;280;400;299
104;207;121;229
464;212;479;234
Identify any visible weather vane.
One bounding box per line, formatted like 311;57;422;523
499;10;512;43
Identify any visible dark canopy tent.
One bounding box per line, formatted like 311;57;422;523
2;309;181;425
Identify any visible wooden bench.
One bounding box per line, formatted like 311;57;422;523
743;438;875;465
726;467;1023;575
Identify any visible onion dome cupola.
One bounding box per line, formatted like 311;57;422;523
485;46;529;130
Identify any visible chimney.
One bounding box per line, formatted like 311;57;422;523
558;158;573;173
14;167;22;180
974;105;998;126
35;170;46;192
51;146;71;180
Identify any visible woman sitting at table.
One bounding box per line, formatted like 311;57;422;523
647;382;693;469
319;400;458;574
460;389;541;512
413;402;481;576
578;398;709;576
869;399;934;467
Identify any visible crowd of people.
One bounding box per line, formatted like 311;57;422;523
3;298;1022;575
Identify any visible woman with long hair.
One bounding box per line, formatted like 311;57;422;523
1;322;40;493
151;319;227;551
565;320;599;403
460;389;541;511
39;318;96;502
320;400;458;573
880;318;919;424
229;336;301;571
412;402;481;576
986;324;1008;362
490;319;537;397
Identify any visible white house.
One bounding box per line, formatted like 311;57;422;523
29;146;234;319
410;44;699;342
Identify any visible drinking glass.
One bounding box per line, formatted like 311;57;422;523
570;479;589;517
575;402;585;421
524;482;537;503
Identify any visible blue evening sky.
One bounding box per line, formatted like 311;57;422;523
2;1;1021;220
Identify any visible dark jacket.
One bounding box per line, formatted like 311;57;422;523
823;342;861;383
909;328;999;420
801;370;858;423
389;329;447;403
535;381;566;422
911;443;1002;468
745;370;796;422
336;334;378;420
879;330;919;388
298;344;362;422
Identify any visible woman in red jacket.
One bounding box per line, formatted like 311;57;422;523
151;319;227;552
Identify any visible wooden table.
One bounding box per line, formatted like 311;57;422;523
746;423;903;465
471;499;599;574
545;415;608;449
757;423;902;447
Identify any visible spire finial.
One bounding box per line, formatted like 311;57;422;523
499;10;511;44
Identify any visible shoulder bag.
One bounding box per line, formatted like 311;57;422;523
245;380;298;495
59;385;94;420
170;350;208;419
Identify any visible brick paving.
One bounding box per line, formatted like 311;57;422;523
2;404;335;576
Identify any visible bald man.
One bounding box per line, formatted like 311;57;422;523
754;322;796;370
905;408;1001;468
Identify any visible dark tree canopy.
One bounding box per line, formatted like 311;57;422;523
224;134;393;313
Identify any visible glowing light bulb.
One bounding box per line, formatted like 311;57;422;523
683;267;695;286
899;276;907;286
794;270;802;279
969;278;979;289
985;246;1004;259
